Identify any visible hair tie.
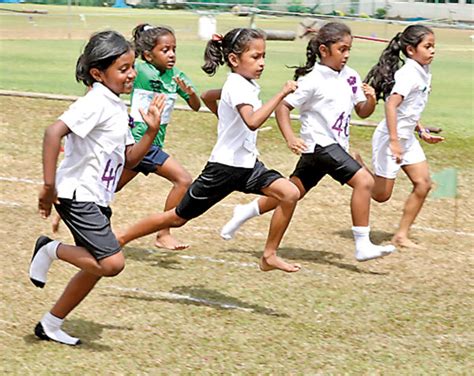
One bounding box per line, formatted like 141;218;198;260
211;33;223;42
143;25;155;32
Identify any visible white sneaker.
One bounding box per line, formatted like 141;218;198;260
29;236;57;288
355;244;395;262
35;322;81;346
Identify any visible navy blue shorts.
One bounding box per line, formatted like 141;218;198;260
132;145;170;175
54;198;121;260
291;143;361;192
176;160;282;220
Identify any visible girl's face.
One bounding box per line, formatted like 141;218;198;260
93;49;136;95
144;33;176;72
407;33;435;66
230;38;266;80
319;34;352;72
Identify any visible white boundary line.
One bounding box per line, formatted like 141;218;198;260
104;285;254;313
1;174;473;237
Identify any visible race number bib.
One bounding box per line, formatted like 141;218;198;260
130;89;177;124
98;152;124;203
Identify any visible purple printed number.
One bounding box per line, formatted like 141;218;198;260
331;112;350;137
101;159;123;191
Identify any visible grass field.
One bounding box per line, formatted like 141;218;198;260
0;4;473;374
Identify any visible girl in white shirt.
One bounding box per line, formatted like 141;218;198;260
117;28;302;273
220;22;395;262
364;25;444;249
29;31;165;345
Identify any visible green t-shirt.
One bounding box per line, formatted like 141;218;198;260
130;61;195;147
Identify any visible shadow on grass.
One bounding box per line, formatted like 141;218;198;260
334;229;394;244
117;285;288;317
225;247;388;275
24;319;133;350
123;246;184;270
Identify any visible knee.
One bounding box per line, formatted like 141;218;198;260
175;172;193;189
354;170;374;192
170;213;188;228
281;184;301;203
414;178;432;196
372;192;391;203
101;260;125;277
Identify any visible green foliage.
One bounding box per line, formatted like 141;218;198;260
373;7;387;19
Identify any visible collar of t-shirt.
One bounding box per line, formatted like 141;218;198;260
405;58;431;80
228;72;260;93
91;82;125;106
314;63;348;78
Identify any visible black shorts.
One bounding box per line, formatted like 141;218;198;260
176;160;282;220
132;145;170;175
54;198;121;260
290;143;361;192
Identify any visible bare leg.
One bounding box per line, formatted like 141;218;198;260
50;270;101;319
392;161;432;249
153;156;192;250
347;169;395;261
116;208;187;247
259;178;302;273
347;168;373;227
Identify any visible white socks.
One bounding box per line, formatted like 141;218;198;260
352;226;395;262
36;312;80;346
220;199;260;240
29;236;60;288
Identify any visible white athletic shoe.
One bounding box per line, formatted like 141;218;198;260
355;244;395;262
29;236;57;288
35;322;81;346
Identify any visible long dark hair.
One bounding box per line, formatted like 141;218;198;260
132;23;175;60
364;25;434;101
201;28;266;76
294;22;351;80
75;30;132;86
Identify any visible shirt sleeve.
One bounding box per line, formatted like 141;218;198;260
59;95;104;139
227;75;258;109
352;72;368;105
390;69;412;98
284;75;315;109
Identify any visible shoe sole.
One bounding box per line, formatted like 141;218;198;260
34;322;81;346
30;236;53;288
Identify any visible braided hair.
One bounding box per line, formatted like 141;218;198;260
294;22;351;80
364;25;434;101
202;28;266;76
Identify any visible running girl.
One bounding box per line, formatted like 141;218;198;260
29;31;165;345
119;24;201;250
364;25;443;249
220;22;395;261
117;28;302;272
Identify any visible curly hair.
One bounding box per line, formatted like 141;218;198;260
364;25;434;101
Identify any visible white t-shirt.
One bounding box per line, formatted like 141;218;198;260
376;58;432;139
208;73;261;168
285;63;367;153
56;83;135;206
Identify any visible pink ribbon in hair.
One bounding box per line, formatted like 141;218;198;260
211;34;223;42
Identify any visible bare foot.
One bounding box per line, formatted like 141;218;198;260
391;235;425;250
155;232;189;251
51;214;61;233
259;255;301;273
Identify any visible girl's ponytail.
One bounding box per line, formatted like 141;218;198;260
294;37;319;80
201;35;224;76
364;32;404;101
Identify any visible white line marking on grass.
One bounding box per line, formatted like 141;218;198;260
0;200;22;207
0;176;41;184
105;285;254;312
412;225;474;237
